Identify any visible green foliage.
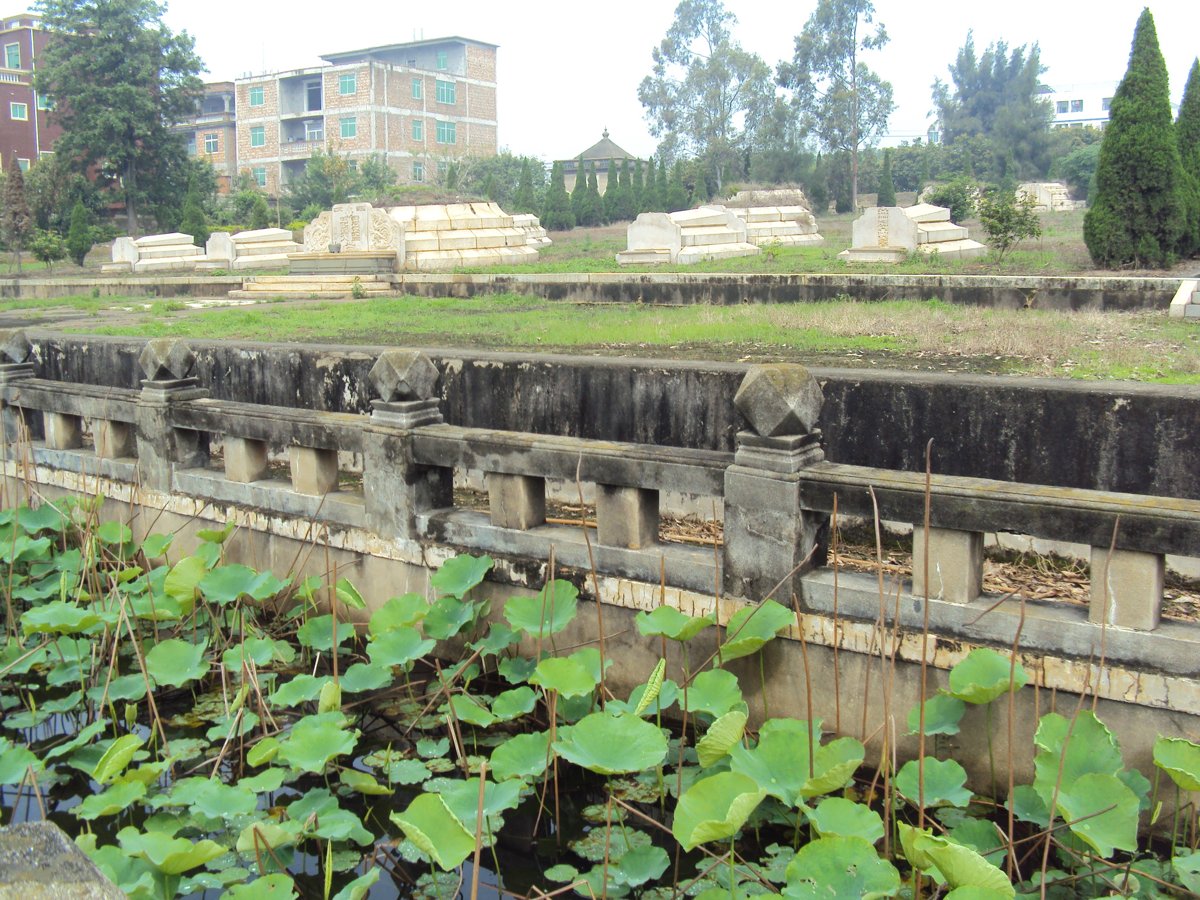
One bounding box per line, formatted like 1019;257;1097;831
29;228;67;271
249;194;272;230
1051;143;1101;201
976;187;1042;259
66;200;93;266
35;0;203;235
179;187;209;246
512;157;536;214
2;157;32;269
1084;9;1185;268
638;0;771;192
541;160;575;231
779;0;894;208
932;33;1053;181
458;151;546;211
926;176;978;222
666;160;689;212
876;149;896;206
1176;59;1200;257
286;150;358;214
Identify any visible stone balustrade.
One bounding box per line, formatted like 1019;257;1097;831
2;330;1199;678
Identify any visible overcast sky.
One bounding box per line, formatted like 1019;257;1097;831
162;0;1197;161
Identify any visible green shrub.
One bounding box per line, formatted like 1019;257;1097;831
66;200;93;267
250;194;272;231
925;177;978;222
977;187;1041;259
876;150;896;207
29;229;67;271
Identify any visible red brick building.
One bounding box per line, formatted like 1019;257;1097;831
0;12;60;172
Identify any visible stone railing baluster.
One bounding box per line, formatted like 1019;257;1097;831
135;339;208;491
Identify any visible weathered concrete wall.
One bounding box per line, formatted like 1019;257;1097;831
29;334;1200;498
0;271;1182;309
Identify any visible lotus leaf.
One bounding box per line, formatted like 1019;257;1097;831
269;674;331;708
385;759;431;785
672;771;766;850
145;638;210;688
223;873;297;897
423;595;478;640
0;738;40;784
17;502;68;534
238;767;285;793
720;599;794;662
431;553;493;598
295;614;355;651
1173;851;1200;894
1;534;50;564
807;797;885;843
44;719;108;763
696;709;748;767
276;712;359;773
200;564;289;605
613;844;670;887
334;576;366;609
504;579;579;636
948;649;1028;705
333;868;381;900
93;734;144;784
907;693;966;735
340;768;391;796
1007;783;1049;827
366;624;435;669
490;731;551;782
635;605;715;641
438;776;524;834
75;780;147;819
417;737;450;758
118;829;226;875
946;818;1006;869
897;825;1014;898
163;556;209;613
553;712;668;775
340;661;392;693
530;656;597;698
1032;711;1124;808
196;522;235;544
21;600;105;636
498;655;537;684
682;669;746;718
449;693;497;727
469;622;519;656
544;864;578;882
943;889;1017;900
569;825;651;862
1056;772;1139;858
287;788;374;845
1154;736;1200;792
140;533;173;559
491;686;537;721
783;835;900;898
895;758;972;808
390;793;476;871
369;593;428;633
164;777;259;819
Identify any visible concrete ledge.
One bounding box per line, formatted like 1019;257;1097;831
173;467;366;529
29;445;138;482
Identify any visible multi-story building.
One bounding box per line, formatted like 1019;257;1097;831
235;36;497;196
0;12;59;172
1040;83;1117;130
175;82;237;191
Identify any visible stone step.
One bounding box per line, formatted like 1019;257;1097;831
132;257;203;272
231;254;295;270
751;234;825;248
745;221;805;238
916;238;987;260
233;228;297;244
917;221;969;243
837;247;910;264
101;262;132;274
236;241;301;256
672;208;732;228
616;248;673;266
1169;279;1199;318
904;203;951;223
680;226;745;247
135;232;196;248
235;281;392;294
228;289;391;300
675;242;761;264
137;244;202;260
245;274;391;284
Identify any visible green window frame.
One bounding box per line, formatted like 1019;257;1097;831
251;166;266;187
203;133;218;153
435;80;456;104
411;77;422;100
412;161;425;182
250;125;265;148
4;42;18;69
435;120;456;144
436;51;448;70
9;102;27;121
340;116;357;139
248;85;264;107
339;73;357;95
411;119;423;141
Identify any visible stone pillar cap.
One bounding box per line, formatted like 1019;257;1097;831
369;349;439;402
734;363;823;437
139;338;196;381
0;329;31;364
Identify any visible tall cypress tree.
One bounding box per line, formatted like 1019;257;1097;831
632;159;645;213
570;156;590;225
1175;59;1200;257
1084;8;1185;268
2;158;32;273
586;163;604;225
641;157;659;212
603;158;622;223
666;161;688;212
541;161;575;231
655;156;669;211
877;149;896;206
513;159;535;214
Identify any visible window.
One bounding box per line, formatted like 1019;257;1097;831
252;166;266;187
411;77;423;100
204;133;218;153
248;85;264;107
1102;97;1113;111
306;81;322;111
339;72;357;95
35;94;51;111
437;160;448;177
411;118;423;141
16;158;29;172
340;116;357;139
435;80;456;104
436;120;456;144
412;161;425;182
305;121;323;140
1056;101;1068;114
250;125;265;147
1070;99;1083;112
436;51;448;70
4;42;18;69
9;102;26;120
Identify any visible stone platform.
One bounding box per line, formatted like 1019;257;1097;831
617;207;760;266
839;204;986;264
0;821;122;898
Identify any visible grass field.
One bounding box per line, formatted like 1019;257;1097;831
70;293;1200;382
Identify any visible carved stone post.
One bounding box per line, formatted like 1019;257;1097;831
722;364;829;603
0;329;34;448
361;349;451;541
135;339;208;491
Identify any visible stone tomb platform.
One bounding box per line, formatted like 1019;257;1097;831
727;205;824;248
839;204;986;264
200;228;302;271
386;202;540;271
617;206;760;266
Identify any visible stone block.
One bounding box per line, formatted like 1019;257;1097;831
289;445;338;495
44;411;82;450
234;227;296;244
596;484;658;549
205;231;235;265
135;232;195;247
439;231;479;251
904;203;951;223
1090;547;1164;630
626;212;682;257
487;472;546;530
0;820;123;899
111;236;139;264
139;338;196;381
850;207;919;251
0;328;30;364
369;349;439;402
1169;280;1198;318
734;364;823;437
912;527;983;604
95;419;135;459
224;436;269;483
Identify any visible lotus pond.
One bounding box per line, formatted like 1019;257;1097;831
3;496;1200;899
